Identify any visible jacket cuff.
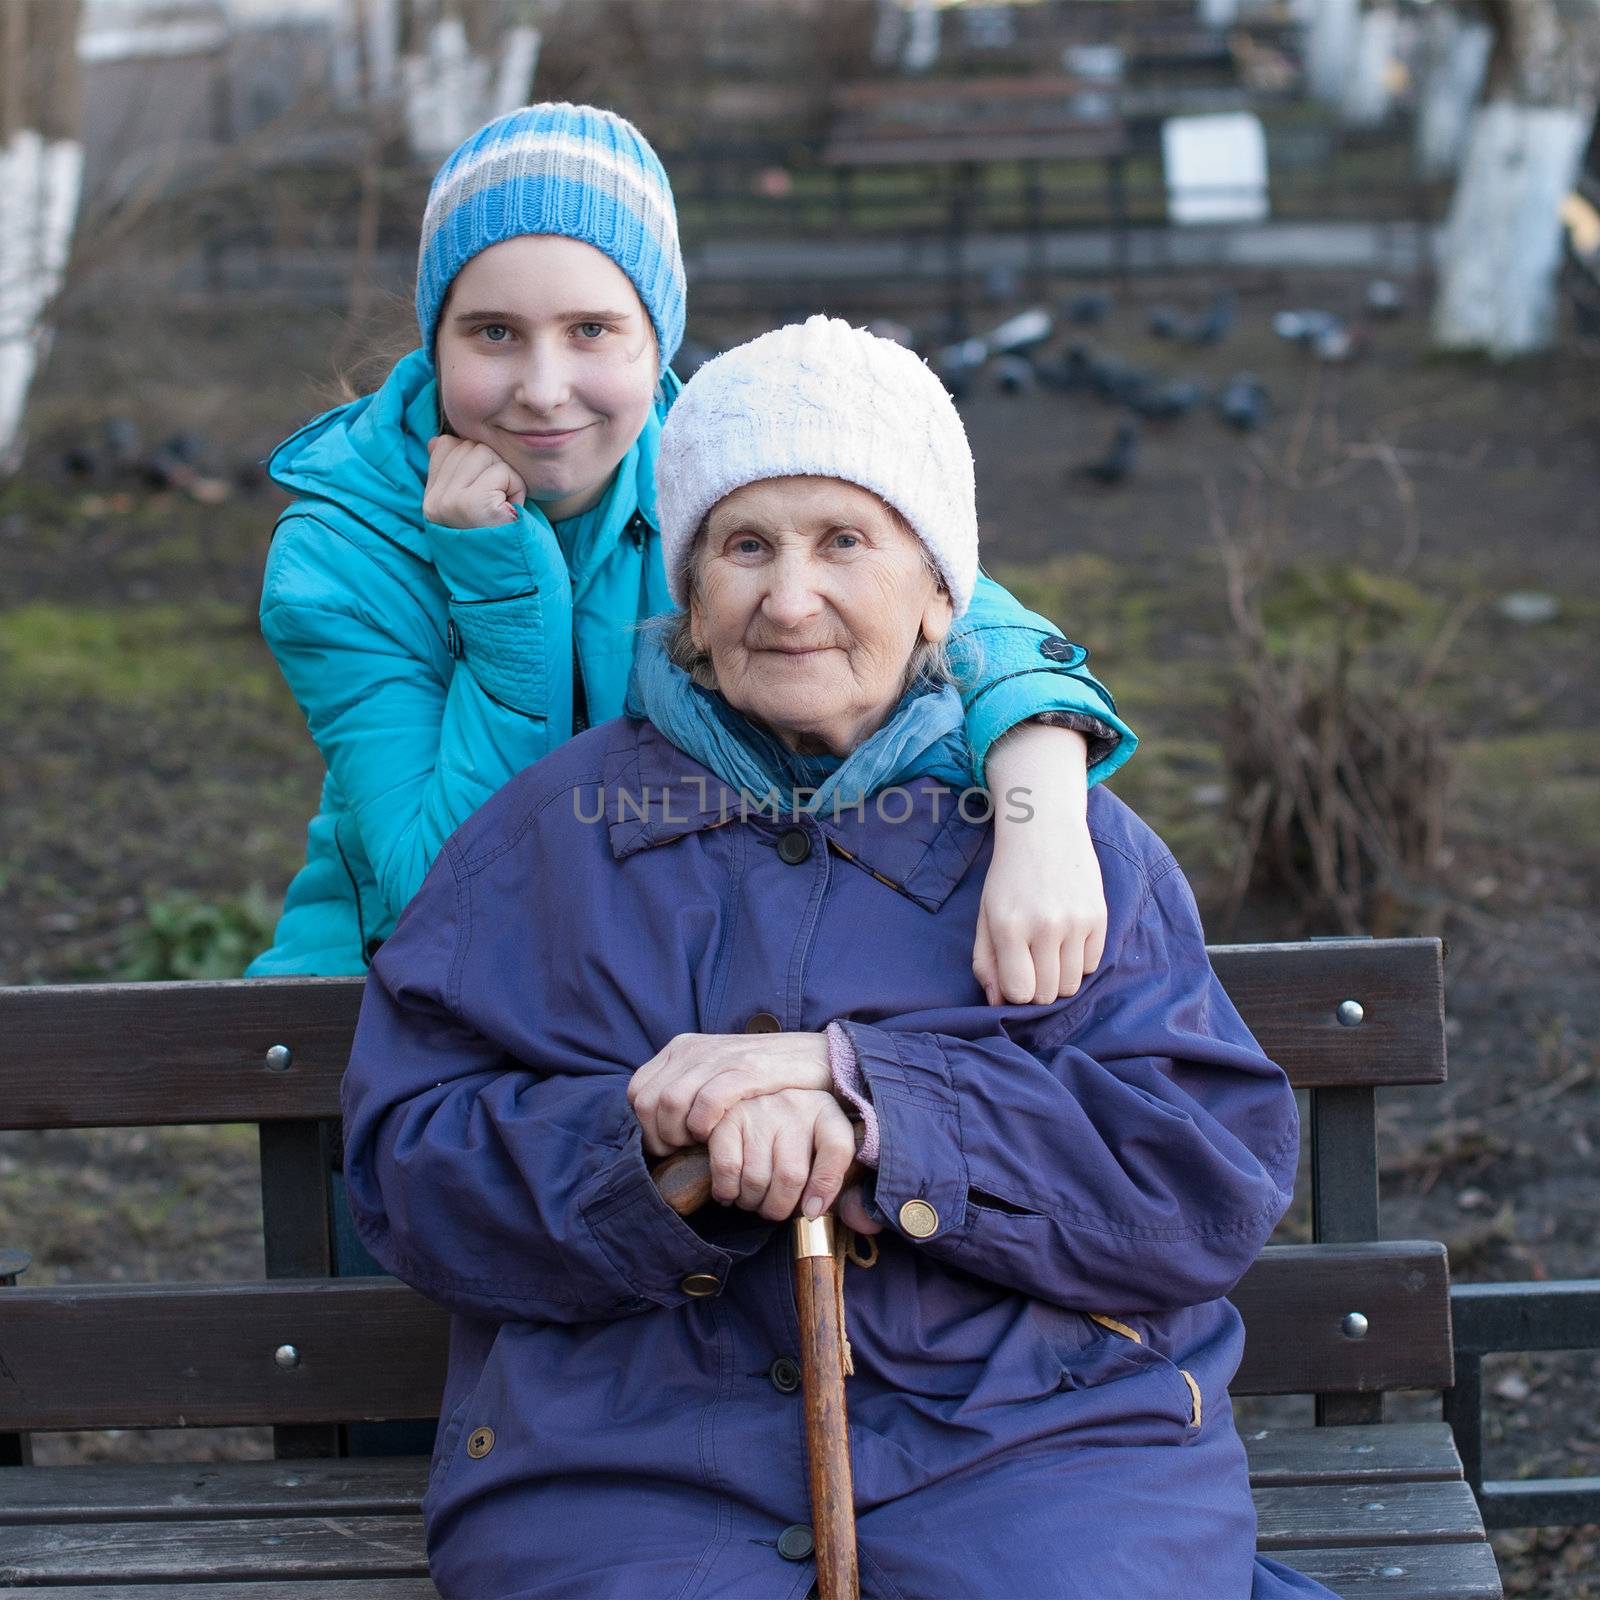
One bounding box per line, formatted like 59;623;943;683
966;668;1137;790
836;1021;968;1245
826;1020;879;1166
425;513;551;603
578;1140;758;1310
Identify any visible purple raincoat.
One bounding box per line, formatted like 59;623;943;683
343;716;1339;1600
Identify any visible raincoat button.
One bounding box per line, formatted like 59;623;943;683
1039;635;1085;666
777;827;811;865
777;1524;815;1561
466;1426;494;1458
898;1199;939;1238
745;1011;782;1034
769;1356;801;1394
680;1273;721;1297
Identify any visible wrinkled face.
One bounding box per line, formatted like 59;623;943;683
435;235;658;521
689;477;954;756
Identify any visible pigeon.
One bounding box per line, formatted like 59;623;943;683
1365;280;1405;318
101;417;141;468
1036;346;1093;393
1075;421;1139;485
993;353;1037;394
934;338;988;399
1147;305;1184;340
865;318;916;349
984;307;1054;355
1063;291;1111;326
1086;353;1148;406
59;443;100;480
983;264;1021;305
1129;379;1204;421
1312;319;1357;363
1218;374;1267;432
1273;309;1340;344
1186;290;1236;345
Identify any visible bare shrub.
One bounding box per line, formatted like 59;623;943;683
1212;372;1468;937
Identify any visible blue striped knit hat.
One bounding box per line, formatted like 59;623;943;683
416;103;685;374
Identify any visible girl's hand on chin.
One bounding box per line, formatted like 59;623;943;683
424;435;527;529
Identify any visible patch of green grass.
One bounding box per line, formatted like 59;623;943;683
0;601;283;707
1453;730;1600;850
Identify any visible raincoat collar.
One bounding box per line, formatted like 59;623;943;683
606;638;986;909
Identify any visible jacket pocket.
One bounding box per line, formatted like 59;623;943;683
422;1324;519;1516
1055;1313;1203;1444
446;590;551;715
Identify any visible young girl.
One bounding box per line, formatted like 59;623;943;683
249;101;1136;1006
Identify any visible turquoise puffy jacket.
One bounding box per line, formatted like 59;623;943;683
249;348;1136;976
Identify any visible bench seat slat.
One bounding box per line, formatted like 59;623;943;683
1255;1480;1486;1549
0;1515;428;1585
1273;1541;1505;1600
0;1585;441;1598
0;1460;431;1524
0;940;1446;1130
1241;1423;1464;1487
0;1425;1467;1526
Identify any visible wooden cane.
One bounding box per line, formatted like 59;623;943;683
652;1145;861;1600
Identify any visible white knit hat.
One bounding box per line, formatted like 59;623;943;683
656;315;979;616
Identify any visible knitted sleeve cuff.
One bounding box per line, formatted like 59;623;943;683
826;1020;879;1167
1027;710;1121;771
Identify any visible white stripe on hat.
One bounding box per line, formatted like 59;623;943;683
422;130;680;254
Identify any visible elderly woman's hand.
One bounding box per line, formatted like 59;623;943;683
976;722;1107;1004
628;1031;832;1159
705;1087;860;1222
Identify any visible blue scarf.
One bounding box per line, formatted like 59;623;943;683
626;628;971;812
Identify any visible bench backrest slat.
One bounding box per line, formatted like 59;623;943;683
0;939;1445;1132
0;1243;1451;1433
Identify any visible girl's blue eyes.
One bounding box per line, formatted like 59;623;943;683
475;323;610;344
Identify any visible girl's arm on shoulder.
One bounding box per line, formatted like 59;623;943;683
949;571;1138;1002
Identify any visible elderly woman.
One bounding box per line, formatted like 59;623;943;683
342;318;1337;1600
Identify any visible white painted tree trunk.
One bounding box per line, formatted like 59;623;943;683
401;14;541;160
1416;8;1494;178
1307;0;1361;105
0;0;84;474
0;132;84;472
1199;0;1240;29
903;0;940;75
1341;4;1399;127
1432;100;1591;356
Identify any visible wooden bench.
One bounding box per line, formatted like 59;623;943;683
824;74;1132;311
0;939;1502;1597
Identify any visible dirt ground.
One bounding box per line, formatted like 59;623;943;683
2;272;1597;1594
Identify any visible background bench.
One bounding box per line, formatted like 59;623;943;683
0;939;1502;1596
823;73;1131;313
